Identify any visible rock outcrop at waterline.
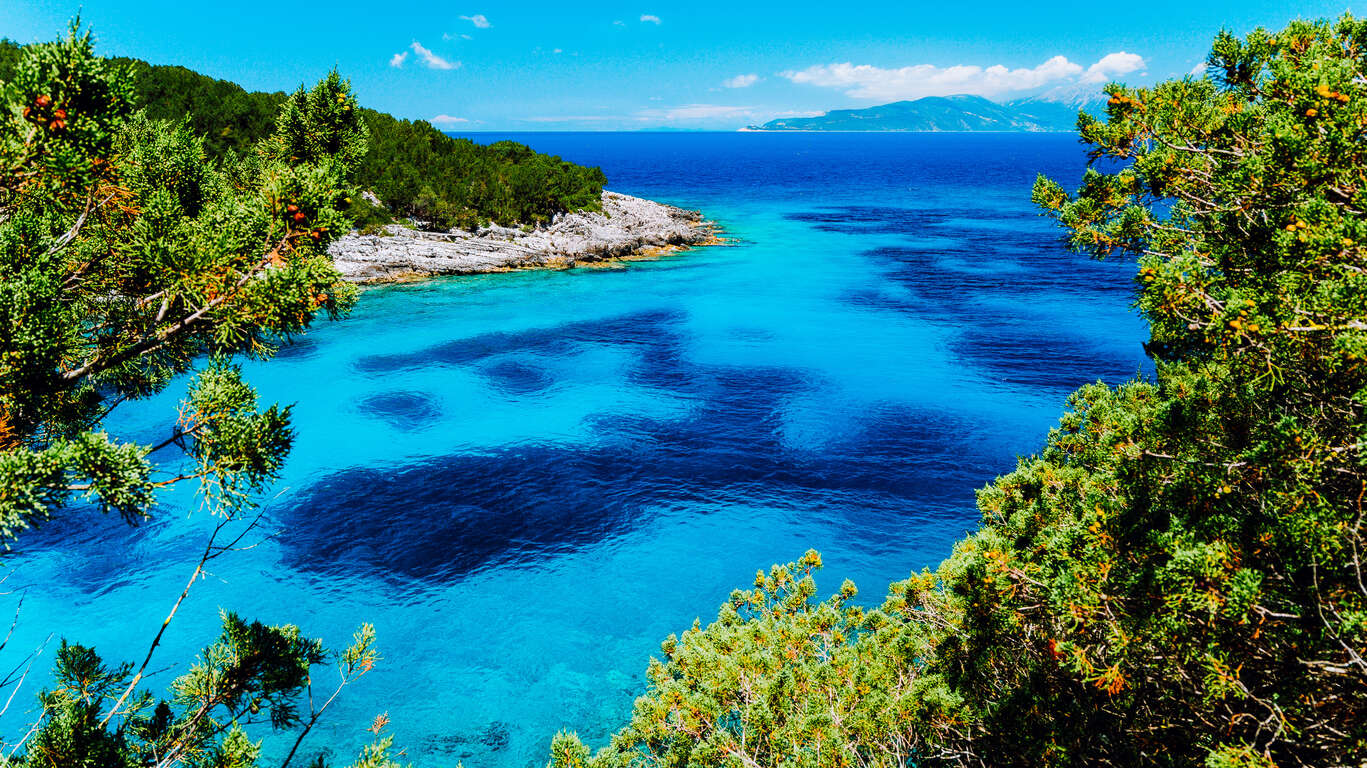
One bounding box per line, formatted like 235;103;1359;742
330;191;718;283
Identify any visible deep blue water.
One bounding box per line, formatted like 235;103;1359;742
6;133;1149;766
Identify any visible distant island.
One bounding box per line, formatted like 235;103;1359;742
746;93;1099;132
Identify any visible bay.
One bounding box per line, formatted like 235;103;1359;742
8;132;1150;766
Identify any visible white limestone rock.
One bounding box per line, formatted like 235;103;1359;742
329;191;714;283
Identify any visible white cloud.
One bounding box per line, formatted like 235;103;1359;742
613;20;626;26
1082;52;1145;83
781;52;1149;101
782;55;1084;101
640;14;661;24
389;51;409;68
553;48;564;54
1189;61;1209;76
460;14;491;28
724;73;761;88
410;41;459;70
429;115;470;126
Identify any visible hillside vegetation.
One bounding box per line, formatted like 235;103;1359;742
0;39;606;231
552;14;1367;768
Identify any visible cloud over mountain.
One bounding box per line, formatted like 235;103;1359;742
783;52;1146;101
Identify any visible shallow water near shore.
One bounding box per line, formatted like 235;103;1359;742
6;133;1150;765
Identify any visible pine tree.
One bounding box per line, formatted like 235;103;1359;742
0;24;396;768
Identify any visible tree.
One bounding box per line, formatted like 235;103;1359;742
0;24;396;767
546;552;960;768
550;13;1367;768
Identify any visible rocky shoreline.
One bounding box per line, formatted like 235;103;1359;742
329;191;719;284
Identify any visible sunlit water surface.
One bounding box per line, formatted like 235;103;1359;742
7;133;1151;766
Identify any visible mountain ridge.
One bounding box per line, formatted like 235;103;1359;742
747;93;1102;132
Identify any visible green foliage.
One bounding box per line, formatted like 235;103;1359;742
0;25;360;518
0;24;380;768
0;431;153;542
180;360;293;512
109;59;285;161
549;551;961;768
347;737;405;768
354;116;606;229
554;14;1367;768
18;615;338;768
0;38;607;231
267;71;368;171
346;196;394;234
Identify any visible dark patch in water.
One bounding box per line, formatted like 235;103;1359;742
952;328;1140;391
420;722;512;759
794;202;1148;394
857;239;1145;392
8;505;185;597
787;205;1037;236
275;336;321;361
359;391;442;431
478;359;555;396
353;309;684;375
277;317;998;583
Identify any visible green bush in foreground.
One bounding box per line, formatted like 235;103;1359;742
0;26;393;767
550;14;1367;768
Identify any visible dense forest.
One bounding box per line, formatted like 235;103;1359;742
548;15;1367;768
0;39;607;231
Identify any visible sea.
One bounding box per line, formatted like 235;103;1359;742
4;132;1151;766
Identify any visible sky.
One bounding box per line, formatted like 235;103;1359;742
3;1;1361;130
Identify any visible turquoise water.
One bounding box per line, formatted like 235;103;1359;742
7;133;1149;765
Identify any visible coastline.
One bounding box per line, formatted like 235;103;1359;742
329;190;721;284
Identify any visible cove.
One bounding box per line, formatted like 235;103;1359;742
7;132;1151;766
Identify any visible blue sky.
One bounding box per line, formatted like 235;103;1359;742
3;1;1361;130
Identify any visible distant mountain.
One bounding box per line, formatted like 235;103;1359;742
747;94;1101;132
